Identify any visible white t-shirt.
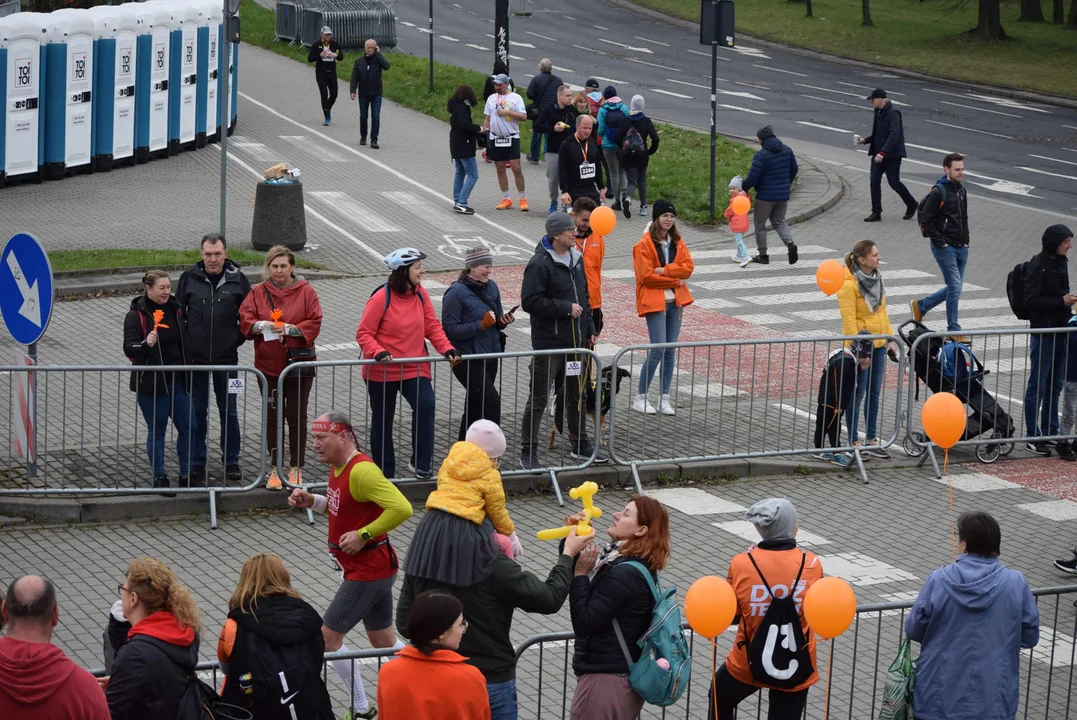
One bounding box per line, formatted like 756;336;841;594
484;92;526;138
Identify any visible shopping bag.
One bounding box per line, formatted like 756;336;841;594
877;637;917;720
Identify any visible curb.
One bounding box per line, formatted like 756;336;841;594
612;0;1077;110
55;267;363;298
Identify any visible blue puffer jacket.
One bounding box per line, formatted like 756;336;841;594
441;275;505;355
743;136;799;202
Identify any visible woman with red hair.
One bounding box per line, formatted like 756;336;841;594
565;495;671;719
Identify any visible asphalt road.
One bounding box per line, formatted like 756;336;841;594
392;0;1077;216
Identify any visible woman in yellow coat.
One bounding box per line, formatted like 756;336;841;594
836;241;899;457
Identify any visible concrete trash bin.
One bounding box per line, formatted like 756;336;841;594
251;179;306;251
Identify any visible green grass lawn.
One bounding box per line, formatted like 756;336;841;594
240;0;757;224
49;248;320;273
635;0;1077;97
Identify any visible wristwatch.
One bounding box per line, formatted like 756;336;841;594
360;530;372;542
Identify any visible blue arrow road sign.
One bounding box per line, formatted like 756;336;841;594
0;233;54;346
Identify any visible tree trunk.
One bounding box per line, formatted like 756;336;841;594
1019;0;1045;21
1069;0;1077;27
805;0;813;17
1053;0;1065;23
862;0;874;25
970;0;1008;39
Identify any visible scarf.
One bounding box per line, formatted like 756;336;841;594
589;541;624;580
853;265;884;313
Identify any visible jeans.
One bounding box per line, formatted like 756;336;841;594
918;243;968;332
869;156;917;214
1024;333;1067;438
733;232;750;260
848;345;887;442
639;302;683;395
190;369;241;468
315;72;338;119
604;148;627;202
709;664;808;720
367;376;435;477
753;199;793;253
452;358;501;440
487;679;518;720
358;93;383;141
624;163;648;206
136;385;193;479
529;131;543;161
453;157;479;206
546;153;560;203
1061;380;1077;436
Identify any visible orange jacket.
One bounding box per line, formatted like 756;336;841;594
724;547;824;692
575;232;606;310
632;231;694;316
377;646;491;720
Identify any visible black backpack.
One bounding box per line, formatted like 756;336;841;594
916;181;947;238
603;106;626;144
1007;261;1031;320
621;126;646;159
175;674;251;720
224;625;332;720
743;552;814;690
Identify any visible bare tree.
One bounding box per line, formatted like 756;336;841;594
1069;0;1077;27
1019;0;1045;20
806;0;813;16
1053;0;1065;23
969;0;1008;39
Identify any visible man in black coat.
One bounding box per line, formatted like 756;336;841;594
558;115;606;206
857;88;917;222
535;84;578;212
307;26;342;126
1022;224;1076;456
525;58;562;163
349;39;390;148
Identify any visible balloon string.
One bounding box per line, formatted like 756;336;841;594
822;638;834;720
945;448;956;561
710;637;719;720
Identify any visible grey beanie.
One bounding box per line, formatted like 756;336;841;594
746;498;798;540
757;125;776;142
630;94;645;114
729;176;743;190
545;212;575;238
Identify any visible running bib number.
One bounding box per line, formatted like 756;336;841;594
493;136;512;147
566;360;583;377
579;162;595;180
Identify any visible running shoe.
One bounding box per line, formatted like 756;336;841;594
266;468;282;491
496;198;513;210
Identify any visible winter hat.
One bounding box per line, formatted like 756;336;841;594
545;211;575;238
728;176;743;191
585;78;601;90
464;245;493;269
1042;224;1074;253
466;419;506;459
651;199;676;221
603;85;617;100
746;498;798;541
630;94;645;114
757;125;776;142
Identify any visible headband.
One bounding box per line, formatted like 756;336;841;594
312;420;363;452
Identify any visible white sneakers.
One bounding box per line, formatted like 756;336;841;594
632;394;676;415
659;394;676;415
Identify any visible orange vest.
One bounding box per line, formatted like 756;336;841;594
575;232;605;310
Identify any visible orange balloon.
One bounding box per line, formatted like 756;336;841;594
815;259;846;296
803;577;857;639
921;391;967;449
731;195;751;216
685;575;737;638
590;205;617;236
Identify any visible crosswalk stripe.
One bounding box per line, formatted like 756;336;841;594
690;245;834;261
712;520;832;546
693;268;933;292
731;313;793;324
693;297;742;310
817;552;919;585
279;135;347;162
308;192;401;232
648;488;746;515
742;283;988;306
229;135;279;161
382;191;471;231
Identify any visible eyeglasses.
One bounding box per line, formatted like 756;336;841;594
459;619;469;632
117;584;128;595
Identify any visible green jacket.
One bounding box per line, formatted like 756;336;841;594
397;554;573;683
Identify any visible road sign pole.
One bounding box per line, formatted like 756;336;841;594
27;341;37;480
709;0;718;222
428;0;434;93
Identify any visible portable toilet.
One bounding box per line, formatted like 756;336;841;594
86;4;138;171
0;12;48;185
189;0;213;147
226;22;236;136
134;3;171;162
154;1;199;155
203;0;222;143
41;9;95;179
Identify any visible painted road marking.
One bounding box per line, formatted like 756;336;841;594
796;121;852;133
279;136;347;162
965;92;1053;114
932;473;1022;492
939;100;1022;119
308;191;401;232
648;488;746;515
730;313;792;324
438;35;458;42
229;135;280;161
753;64;807;77
1032;627;1076;668
526;31;557;41
719;104;769;115
1028;154;1077;167
800;94;869;111
381;191;470;231
712;520;832;546
796;83;906;105
687;49;730;60
693;245;834;259
591;75;627;85
817;552;918;586
484;34;534;48
1017;500;1077;521
1018;166;1077;182
907;142;956;155
922;118;1014;140
626;57;682;72
837;82;905;96
635;36;669;46
599;38;653;54
652;88;692;99
693;268;933;292
742;284;988;306
692;297;743;310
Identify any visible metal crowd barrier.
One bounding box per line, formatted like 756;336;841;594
903;325;1077;479
0;364;268;528
274;0;303;43
275;349;603;506
0;0;20;18
298;0;396;50
608;334;905;486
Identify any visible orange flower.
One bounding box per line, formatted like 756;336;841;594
152;309;169;330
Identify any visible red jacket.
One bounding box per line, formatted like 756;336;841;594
0;636;111;719
724;191;751;233
238;279;323;378
377;646;491;720
356;284;454;382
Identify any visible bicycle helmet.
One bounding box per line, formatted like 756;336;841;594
384;248;427;271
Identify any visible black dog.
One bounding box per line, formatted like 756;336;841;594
550;364;632;448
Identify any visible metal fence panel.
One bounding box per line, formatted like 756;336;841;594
0;0;19;18
275;0;302;42
298;1;395;49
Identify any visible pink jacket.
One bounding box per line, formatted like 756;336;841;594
724;191;751;233
356;284;455;382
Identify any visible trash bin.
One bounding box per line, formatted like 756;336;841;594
132;3;171;163
251;180;306;251
86;4;138;171
0;12;47;186
152;1;199;155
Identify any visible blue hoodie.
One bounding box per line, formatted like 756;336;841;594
596;99;629;150
905;554;1039;720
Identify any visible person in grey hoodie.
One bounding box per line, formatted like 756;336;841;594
905;511;1039;720
596;86;630;211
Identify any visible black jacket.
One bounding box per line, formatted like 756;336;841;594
176;260;251;364
220;595;333;718
534;102;579;153
526;71;562;118
122;295;193;395
569;556;657;676
868;101;907;159
349;52;390;97
398;554;573;683
521;236;597;349
558;134;605;197
448;98;483;159
1025;234;1071;329
106;623;200;720
307;40;342;76
921;178;969;249
614;113;660;167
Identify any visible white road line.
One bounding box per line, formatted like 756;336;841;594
416;27;432;34
837;81;904;96
902;157;1037;195
626;57;681;72
1018;166;1077;182
906;142;956;155
795;83;872;100
594;24;609;30
1018;500;1077;521
922;118;1014;140
563;15;575;20
381;190;470;230
694;268;932;292
309;191;401;232
651;88;692;99
965;92;1053;114
466;43;486;51
572;43;610;57
753;64;807;77
667;78;713;90
1065;148;1077;153
691;245;833;260
635;35;669;46
736;80;770;90
713;520;832;546
526;31;557;41
800;94;867;111
939;100;1022;118
597;38;653;53
730;313;792;324
817;552;918;586
796;121;851;133
279;135;347;162
509;55;526;61
686;49;712;57
744;283;987;306
773;403;865;440
692;297;742;310
648;487;745;515
1064;125;1077;131
484;34;534;48
591;76;627;85
399;20;414;26
438;35;458;42
717;88;765;101
238;91;534;245
719;103;767;115
1032;627;1077;668
930;473;1022;492
1028;153;1077;167
228;136;279;161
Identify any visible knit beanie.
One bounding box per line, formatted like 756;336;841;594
746;498;798;540
603;85;617;100
729;176;743;191
651;199;676;221
545;211;575;238
757;125;776;142
465;420;506;459
630;95;645;114
464;245;493;269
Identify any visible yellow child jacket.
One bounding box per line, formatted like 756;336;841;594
836;266;893;349
426;441;515;535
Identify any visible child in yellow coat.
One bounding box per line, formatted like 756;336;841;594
403;420;521;585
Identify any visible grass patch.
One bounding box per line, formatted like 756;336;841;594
49;248;321;273
633;0;1077;97
239;0;756;225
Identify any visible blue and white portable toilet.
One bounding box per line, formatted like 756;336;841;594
134;3;171;162
202;0;223;143
226;22;237;136
154;1;199;155
86;4;138;171
41;9;95;179
0;12;48;185
187;0;214;147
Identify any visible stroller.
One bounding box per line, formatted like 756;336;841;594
898;320;1016;463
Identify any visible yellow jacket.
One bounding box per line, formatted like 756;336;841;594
426;441;515;535
836;267;893;349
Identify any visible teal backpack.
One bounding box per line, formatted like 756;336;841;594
611;561;692;707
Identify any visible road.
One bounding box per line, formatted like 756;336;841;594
392;0;1077;215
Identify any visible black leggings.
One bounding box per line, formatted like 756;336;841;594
316;72;338;118
452;358;501;440
708;664;809;720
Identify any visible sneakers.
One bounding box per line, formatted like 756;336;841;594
738;254;752;268
548;200;558;213
788;243;798;265
753;253;770;265
225;464;243;483
519;448;540;471
190;465;207;487
850;441;872;460
519;198;529;212
266;468;283;491
153;475;176;498
1059;441;1077;461
903;204;917;220
910;299;925;323
370;141;379;149
344;708;378;720
864;213;882;222
659;394;676;415
623;198;632;219
632;394;657;414
948;335;971;345
359;137;367;146
865;440;892;458
1026;442;1053;457
813;451;853;468
1054;553;1077;574
407;462;433;480
638;204;649;217
526;155;540;164
453;203;475;215
288;467;303;486
322;117;330;126
570;438;609;462
611;201;622;211
496;198;514;210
